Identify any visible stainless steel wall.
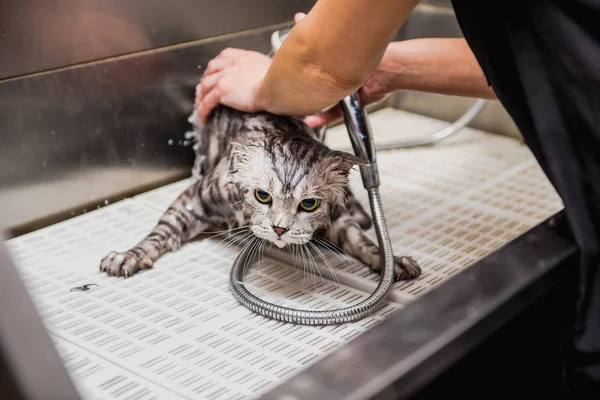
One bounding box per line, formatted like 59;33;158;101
0;0;314;79
0;0;520;237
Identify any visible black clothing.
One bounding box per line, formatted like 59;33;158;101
452;1;600;397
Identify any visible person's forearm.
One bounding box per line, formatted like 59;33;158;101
377;38;497;100
256;0;419;116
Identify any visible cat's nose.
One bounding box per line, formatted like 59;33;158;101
272;226;288;236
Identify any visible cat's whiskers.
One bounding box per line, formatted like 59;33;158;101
213;231;254;258
239;236;259;277
298;244;308;289
202;225;251;241
219;233;255;256
242;237;262;277
300;245;316;289
313;236;363;274
212;229;251;251
255;238;263;274
250;238;263;269
258;238;269;274
304;243;327;289
308;241;339;288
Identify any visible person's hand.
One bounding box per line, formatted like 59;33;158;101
303;51;401;128
195;48;272;124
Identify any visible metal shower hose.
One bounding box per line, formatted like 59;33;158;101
228;28;487;325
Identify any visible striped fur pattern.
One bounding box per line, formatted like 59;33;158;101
100;105;421;281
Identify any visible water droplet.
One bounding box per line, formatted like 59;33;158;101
141;142;145;147
42;160;47;166
168;139;174;145
104;200;110;205
1;30;6;37
50;130;56;135
70;211;75;216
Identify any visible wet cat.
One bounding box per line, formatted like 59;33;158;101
99;102;421;281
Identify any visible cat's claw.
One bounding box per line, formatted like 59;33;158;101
99;251;153;278
393;255;421;281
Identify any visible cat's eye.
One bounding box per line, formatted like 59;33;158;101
299;198;320;212
255;189;272;204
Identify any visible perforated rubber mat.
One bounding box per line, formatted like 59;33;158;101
5;107;564;399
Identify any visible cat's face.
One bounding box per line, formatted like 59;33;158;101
230;134;365;248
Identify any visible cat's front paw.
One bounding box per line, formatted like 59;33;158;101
99;251;153;278
364;248;421;281
393;255;421;281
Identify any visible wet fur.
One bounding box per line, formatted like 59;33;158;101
100;105;421;281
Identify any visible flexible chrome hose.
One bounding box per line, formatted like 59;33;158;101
375;99;487;150
229;93;397;325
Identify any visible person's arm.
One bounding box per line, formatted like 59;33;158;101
303;37;497;127
255;0;420;115
196;0;418;122
379;39;496;99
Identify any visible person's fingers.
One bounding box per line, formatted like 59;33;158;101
294;12;306;24
202;57;234;78
197;71;223;103
197;87;222;124
219;47;247;58
303;106;343;128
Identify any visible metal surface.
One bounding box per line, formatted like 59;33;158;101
261;213;577;400
0;0;315;80
0;23;292;236
0;238;81;400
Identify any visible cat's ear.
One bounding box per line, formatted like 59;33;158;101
331;151;369;169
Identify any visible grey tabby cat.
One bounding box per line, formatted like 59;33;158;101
99;104;421;281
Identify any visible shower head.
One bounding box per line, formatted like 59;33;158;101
270;27;292;53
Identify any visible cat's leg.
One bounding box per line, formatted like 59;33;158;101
100;182;214;278
322;205;421;281
344;187;372;230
